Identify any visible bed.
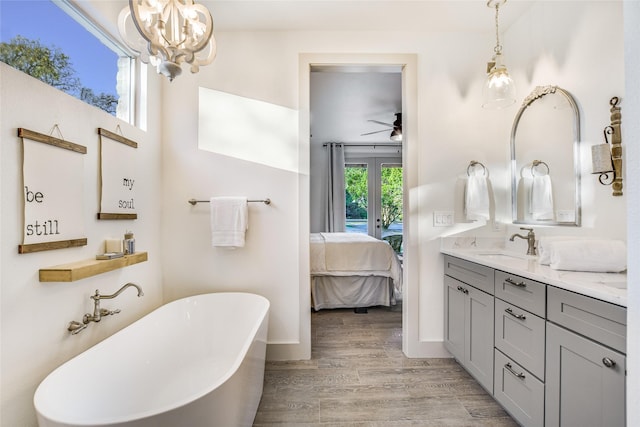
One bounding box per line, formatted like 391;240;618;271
310;232;403;310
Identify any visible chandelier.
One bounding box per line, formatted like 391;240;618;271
482;0;516;109
118;0;217;81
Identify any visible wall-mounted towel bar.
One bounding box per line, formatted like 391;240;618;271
188;198;271;206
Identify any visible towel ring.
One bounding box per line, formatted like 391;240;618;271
530;160;550;177
467;160;487;177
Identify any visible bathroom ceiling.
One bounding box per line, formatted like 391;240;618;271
90;1;532;33
84;1;533;144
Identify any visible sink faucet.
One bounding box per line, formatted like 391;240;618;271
509;227;537;256
83;283;144;324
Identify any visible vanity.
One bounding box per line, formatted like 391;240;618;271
441;248;626;427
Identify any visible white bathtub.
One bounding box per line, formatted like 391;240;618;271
34;292;270;427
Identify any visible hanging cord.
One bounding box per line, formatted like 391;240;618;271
493;2;502;55
49;124;64;140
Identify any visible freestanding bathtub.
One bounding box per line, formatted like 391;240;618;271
34;292;270;427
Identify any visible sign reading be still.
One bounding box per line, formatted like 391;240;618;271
19;128;86;253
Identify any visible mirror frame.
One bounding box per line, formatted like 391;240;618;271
510;85;581;226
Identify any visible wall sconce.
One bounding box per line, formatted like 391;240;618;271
592;96;623;196
118;0;217;82
481;0;516;109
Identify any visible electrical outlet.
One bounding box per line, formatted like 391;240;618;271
433;211;455;227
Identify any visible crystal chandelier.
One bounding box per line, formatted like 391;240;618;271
482;0;516;109
118;0;217;81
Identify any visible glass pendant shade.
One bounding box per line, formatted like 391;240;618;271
118;0;216;81
482;53;516;109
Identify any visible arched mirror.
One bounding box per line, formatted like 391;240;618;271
511;85;581;226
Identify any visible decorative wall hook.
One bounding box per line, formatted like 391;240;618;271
591;96;623;196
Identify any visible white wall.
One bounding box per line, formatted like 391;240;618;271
0;63;164;426
624;2;639;425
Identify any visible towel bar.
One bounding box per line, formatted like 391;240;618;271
188;198;271;206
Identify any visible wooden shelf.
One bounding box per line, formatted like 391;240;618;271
39;252;148;282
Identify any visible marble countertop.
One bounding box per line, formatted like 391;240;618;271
440;239;627;308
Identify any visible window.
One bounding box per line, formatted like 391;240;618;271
345;156;403;251
0;0;135;123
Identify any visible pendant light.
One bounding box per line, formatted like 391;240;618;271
118;0;217;82
482;0;516;109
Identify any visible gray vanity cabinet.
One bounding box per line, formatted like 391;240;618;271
493;271;546;427
545;286;627;427
545;323;625;427
444;256;495;393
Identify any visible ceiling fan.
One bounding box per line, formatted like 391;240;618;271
361;113;402;141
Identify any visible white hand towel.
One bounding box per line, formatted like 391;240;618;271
530;175;554;220
549;239;627;273
465;175;490;221
210;197;248;248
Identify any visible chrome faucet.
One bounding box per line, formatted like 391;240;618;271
509;227;537;256
68;283;144;334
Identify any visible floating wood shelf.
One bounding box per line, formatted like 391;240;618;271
39;252;148;282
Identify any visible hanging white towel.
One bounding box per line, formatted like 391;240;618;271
465;175;490;221
530;175;554;220
210;197;248;248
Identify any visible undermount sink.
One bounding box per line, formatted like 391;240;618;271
472;251;534;261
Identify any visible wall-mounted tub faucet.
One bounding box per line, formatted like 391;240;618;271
509;227;537;256
67;283;144;335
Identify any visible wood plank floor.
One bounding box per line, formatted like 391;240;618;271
254;304;518;426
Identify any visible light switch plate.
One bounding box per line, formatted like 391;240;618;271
433;211;455;227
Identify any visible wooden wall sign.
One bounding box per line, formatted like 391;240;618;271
18;128;87;254
97;128;138;220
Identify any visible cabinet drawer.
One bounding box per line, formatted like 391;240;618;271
494;349;544;427
444;255;494;295
494;270;545;317
547;286;626;354
495;298;545;380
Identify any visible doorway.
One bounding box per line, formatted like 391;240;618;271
300;53;418;358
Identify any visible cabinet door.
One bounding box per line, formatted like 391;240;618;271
444;276;466;362
466;285;495;394
546;322;626;427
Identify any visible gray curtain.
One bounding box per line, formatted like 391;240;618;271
325;142;346;232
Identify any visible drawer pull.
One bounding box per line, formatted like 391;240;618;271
504;277;527;287
505;307;526;320
602;357;617;368
505;363;526;379
456;285;469;295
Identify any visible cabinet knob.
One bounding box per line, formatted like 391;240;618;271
456;285;468;295
602;357;617;368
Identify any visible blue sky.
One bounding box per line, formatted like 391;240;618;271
0;0;119;96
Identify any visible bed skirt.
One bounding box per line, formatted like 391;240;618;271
311;275;396;311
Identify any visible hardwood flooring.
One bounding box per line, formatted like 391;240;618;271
254;304;518;426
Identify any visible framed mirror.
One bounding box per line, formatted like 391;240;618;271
511;85;581;226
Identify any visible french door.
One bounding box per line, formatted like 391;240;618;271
345;156;403;242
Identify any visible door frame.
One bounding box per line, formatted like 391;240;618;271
299;53;418;357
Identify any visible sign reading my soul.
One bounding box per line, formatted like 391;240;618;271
20;128;86;252
98;128;138;219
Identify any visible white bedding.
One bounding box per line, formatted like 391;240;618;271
310;232;403;294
